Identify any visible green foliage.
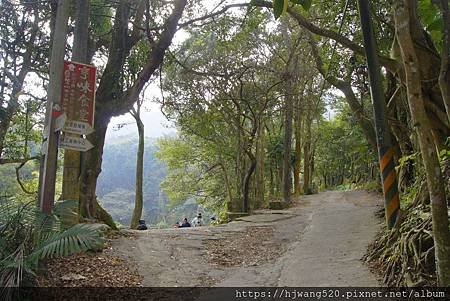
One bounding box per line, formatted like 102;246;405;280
156;136;229;214
267;134;284;166
401;182;420;209
335;183;356;191
124;40;151;88
90;0;113;38
27;224;105;262
314;102;377;189
361;180;381;192
292;0;312;10
439;148;450;160
273;0;288;19
398;153;419;168
418;0;443;50
272;0;312;19
0;199;105;288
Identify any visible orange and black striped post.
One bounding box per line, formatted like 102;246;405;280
378;147;400;228
358;0;399;229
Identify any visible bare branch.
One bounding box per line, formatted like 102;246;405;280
15;160;37;195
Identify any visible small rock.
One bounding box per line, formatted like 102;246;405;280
61;273;87;281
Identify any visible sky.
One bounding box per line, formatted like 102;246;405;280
106;80;177;141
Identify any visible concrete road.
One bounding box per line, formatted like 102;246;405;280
112;190;382;287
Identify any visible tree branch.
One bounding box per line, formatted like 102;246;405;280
251;0;399;73
15;160;36;195
0;156;39;165
117;0;188;116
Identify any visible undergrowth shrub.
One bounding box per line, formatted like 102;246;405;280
0;198;105;292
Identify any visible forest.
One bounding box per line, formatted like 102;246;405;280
1;0;450;292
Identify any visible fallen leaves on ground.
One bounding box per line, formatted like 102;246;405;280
204;226;282;267
36;246;142;287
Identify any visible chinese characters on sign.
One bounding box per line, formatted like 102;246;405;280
64;120;94;135
61;61;96;126
59;61;96;151
59;135;94;152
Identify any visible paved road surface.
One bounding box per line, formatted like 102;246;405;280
112;190;382;287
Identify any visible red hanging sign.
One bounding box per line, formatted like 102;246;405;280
60;61;96;126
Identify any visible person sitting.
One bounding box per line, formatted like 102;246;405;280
191;213;203;227
179;218;191;228
137;219;148;230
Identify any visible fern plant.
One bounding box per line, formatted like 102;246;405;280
0;198;105;289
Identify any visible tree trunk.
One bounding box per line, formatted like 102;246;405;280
303;113;312;194
277;160;282;196
243;117;258;212
309;147;315;190
62;0;90;201
220;158;234;208
282;85;293;203
130;107;144;229
255;120;265;208
438;0;450;123
235;112;244;211
294;99;302;197
78;108;117;229
269;162;275;198
243;155;256;213
394;0;450;286
77;0;187;228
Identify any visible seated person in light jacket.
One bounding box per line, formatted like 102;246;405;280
191;213;203;227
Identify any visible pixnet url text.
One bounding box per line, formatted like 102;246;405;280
234;288;446;300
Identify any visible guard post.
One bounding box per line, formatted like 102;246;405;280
358;0;400;229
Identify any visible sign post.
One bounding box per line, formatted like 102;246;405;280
38;0;70;214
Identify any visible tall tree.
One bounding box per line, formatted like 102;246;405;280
0;0;47;165
280;21;298;204
77;0;188;225
130;97;145;229
393;0;450;286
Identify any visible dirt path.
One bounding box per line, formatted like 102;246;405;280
111;190;382;287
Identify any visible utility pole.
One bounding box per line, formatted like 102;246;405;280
38;0;70;214
358;0;400;229
62;0;90;200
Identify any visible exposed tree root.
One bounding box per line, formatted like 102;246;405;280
94;201;118;231
78;198;118;231
365;187;437;286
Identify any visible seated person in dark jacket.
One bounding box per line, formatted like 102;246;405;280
137;219;148;230
179;218;191;228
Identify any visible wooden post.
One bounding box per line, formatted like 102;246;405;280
358;0;400;229
38;0;70;214
62;0;90;200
